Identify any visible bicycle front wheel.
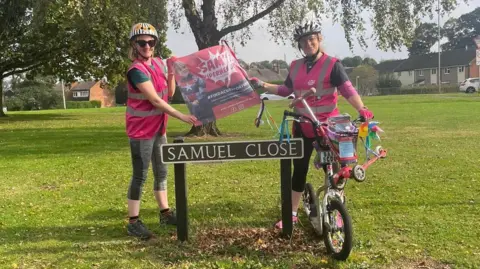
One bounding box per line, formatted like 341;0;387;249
323;199;353;260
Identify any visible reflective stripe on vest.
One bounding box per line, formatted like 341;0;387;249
290;59;303;80
294;104;337;115
152;58;167;74
128;89;168;100
291;56;336;98
126;106;163;117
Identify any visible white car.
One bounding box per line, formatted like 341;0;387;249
259;92;295;100
459;78;479;93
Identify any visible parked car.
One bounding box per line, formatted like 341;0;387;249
259;92;295;100
459;78;479;93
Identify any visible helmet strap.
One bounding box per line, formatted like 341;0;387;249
297;34;322;63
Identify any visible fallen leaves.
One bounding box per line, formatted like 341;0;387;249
192;227;323;257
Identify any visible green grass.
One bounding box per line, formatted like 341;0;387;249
1;93;480;268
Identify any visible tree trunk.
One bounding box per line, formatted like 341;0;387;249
0;77;5;117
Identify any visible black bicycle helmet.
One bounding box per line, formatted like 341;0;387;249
293;21;322;42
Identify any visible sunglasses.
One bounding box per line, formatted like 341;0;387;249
135;40;156;48
299;35;318;46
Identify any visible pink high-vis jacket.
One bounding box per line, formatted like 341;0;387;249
288;54;340;138
126;57;169;139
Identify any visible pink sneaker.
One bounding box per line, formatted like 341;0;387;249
274;216;298;229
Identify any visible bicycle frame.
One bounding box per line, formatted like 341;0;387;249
283;90;387;237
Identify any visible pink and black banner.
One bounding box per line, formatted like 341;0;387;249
170;44;260;126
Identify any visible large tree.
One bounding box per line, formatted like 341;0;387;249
168;0;463;136
349;65;379;96
442;7;480;51
407;23;438;56
0;0;170;117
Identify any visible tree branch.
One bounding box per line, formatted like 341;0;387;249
182;0;202;29
218;0;286;37
201;0;217;28
1;62;46;79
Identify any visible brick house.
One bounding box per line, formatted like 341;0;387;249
68;81;115;107
374;48;478;86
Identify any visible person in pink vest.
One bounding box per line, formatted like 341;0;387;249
249;21;374;229
125;23;197;240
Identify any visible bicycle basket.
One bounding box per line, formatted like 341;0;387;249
326;114;359;164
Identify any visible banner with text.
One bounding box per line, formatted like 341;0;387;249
170;44;260;126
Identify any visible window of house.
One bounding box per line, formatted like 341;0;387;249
408;71;412;76
458;66;464;73
431;69;437;75
444;68;450;74
418;70;424;76
73;91;89;97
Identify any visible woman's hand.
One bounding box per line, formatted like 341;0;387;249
249;77;265;89
358;107;374;120
179;114;197;125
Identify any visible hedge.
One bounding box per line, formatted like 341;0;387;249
66;100;102;109
377;85;460;95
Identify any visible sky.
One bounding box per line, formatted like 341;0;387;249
164;1;480;64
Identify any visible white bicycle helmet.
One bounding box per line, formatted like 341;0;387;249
293;21;322;42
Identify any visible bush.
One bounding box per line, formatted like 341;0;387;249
377;74;402;89
66;101;101;109
377;85;459;95
5;80;62;111
5;97;24;111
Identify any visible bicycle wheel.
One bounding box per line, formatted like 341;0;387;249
303;183;322;236
323;199;353;260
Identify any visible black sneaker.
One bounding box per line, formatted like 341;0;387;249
159;209;177;225
127;219;153;240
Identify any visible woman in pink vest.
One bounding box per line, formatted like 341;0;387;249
250;21;374;229
125;23;197;239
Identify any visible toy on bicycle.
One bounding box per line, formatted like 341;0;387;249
280;88;387;261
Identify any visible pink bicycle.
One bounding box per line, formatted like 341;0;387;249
281;88;387;260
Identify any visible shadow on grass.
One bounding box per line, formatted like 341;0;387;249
1;126;128;157
0;200;340;268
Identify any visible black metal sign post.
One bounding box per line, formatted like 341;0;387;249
280;157;293;238
173;137;188;242
162;138;304;242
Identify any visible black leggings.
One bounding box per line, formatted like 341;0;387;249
291;124;339;192
292;134;315;192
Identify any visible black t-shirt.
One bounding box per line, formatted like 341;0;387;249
284;59;350;88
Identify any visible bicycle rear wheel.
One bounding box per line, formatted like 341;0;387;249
302;183;322;236
323;199;352;260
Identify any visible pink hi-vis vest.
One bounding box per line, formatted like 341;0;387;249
126;57;169;139
289;54;340;138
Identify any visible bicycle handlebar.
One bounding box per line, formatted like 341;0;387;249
285;88;367;137
289;87;316;108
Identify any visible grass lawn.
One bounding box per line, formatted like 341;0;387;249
0;93;479;269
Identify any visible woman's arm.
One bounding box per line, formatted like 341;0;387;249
331;61;373;119
136;80;196;124
250;76;293;97
167;73;176;97
166;57;176;97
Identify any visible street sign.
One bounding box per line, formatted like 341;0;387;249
169;137;299;242
161;139;304;164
